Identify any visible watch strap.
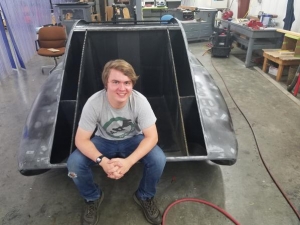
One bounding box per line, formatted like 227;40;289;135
96;155;105;164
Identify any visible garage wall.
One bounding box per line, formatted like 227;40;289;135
229;0;299;32
0;0;69;80
0;7;12;79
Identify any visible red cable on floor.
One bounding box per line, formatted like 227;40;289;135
210;57;300;221
162;198;241;225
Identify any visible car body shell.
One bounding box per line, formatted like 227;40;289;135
18;19;238;176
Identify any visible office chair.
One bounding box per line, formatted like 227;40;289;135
35;25;67;74
123;8;130;19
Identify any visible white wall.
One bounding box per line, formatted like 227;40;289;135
228;0;300;32
181;0;228;8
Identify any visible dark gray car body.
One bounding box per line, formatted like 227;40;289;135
18;20;238;176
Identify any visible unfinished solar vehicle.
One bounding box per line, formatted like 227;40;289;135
18;20;238;176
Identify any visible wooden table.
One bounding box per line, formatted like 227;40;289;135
262;49;300;81
221;20;282;67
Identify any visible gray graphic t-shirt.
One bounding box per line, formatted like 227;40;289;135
79;90;156;140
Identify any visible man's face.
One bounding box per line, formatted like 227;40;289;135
106;68;133;108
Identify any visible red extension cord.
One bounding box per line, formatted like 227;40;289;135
210;57;300;221
162;198;241;225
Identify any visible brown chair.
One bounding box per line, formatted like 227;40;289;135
106;6;113;21
122;8;130;19
35;26;67;74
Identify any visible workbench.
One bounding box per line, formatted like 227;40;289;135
55;3;95;35
180;8;217;42
181;20;214;41
142;6;168;19
262;49;300;81
221;20;282;67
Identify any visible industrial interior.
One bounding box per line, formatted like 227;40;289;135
0;0;300;225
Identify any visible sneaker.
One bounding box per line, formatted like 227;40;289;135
82;192;104;225
133;192;162;225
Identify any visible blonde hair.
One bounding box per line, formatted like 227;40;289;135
102;59;139;88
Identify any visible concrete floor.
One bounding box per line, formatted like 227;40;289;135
1;42;300;225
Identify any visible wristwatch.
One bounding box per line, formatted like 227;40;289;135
95;155;105;164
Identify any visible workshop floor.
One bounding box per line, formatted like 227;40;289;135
1;42;300;225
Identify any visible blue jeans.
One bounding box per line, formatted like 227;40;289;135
67;134;166;201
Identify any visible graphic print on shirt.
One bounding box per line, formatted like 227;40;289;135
103;117;137;138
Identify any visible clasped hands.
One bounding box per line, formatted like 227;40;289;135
101;157;133;180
